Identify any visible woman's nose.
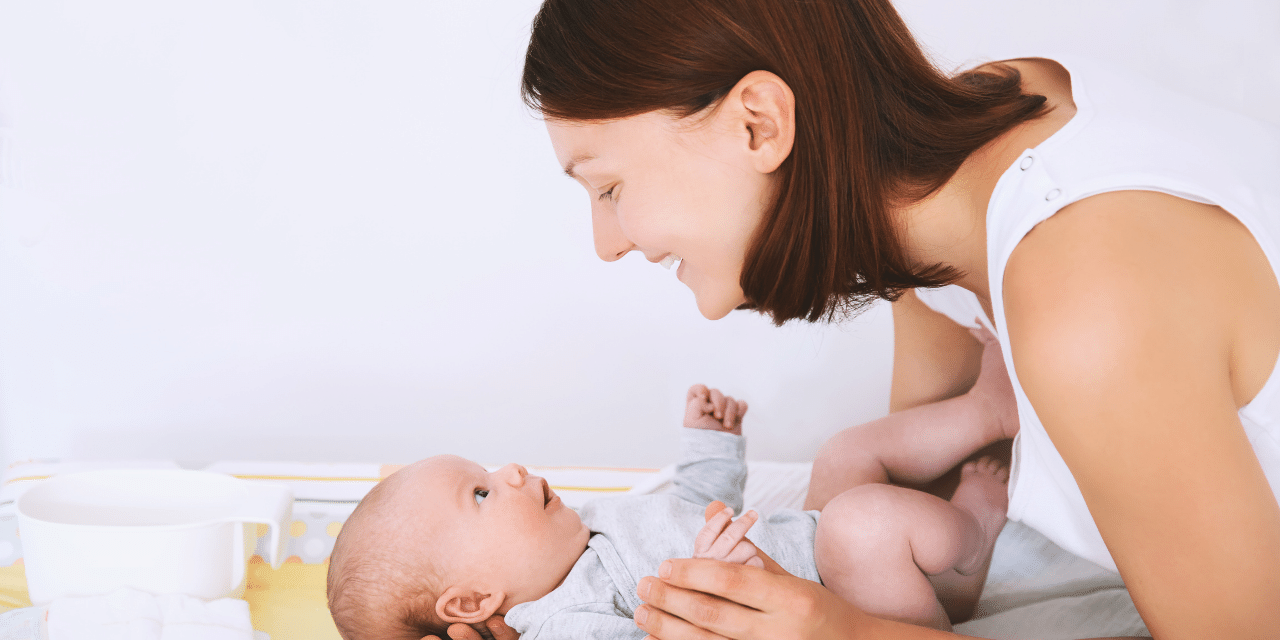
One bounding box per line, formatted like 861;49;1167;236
498;463;528;487
592;204;635;262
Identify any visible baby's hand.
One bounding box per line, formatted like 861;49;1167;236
693;500;765;568
683;384;748;435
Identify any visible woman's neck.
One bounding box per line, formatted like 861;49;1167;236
893;58;1078;308
893;142;1006;304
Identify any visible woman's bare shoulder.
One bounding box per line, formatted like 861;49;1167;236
1003;189;1279;407
999;189;1280;638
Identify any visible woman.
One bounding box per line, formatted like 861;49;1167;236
441;0;1280;638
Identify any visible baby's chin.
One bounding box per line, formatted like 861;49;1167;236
499;532;591;614
541;520;592;599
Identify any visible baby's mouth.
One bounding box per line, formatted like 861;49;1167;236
540;477;552;508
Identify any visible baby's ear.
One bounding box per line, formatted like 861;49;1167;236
436;585;505;625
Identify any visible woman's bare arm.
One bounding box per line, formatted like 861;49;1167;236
1003;192;1280;639
890;290;984;412
634;559;1151;640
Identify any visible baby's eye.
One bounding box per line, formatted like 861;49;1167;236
597;186;615;202
474;488;489;505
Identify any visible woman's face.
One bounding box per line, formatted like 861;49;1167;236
546;111;779;320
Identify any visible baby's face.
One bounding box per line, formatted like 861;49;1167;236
401;455;590;608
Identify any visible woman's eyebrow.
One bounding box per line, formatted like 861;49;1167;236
563;154;596;178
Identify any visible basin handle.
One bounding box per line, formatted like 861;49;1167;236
218;481;294;578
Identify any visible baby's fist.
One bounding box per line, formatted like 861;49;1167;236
684;384;748;435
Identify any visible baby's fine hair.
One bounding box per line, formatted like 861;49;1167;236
327;470;450;640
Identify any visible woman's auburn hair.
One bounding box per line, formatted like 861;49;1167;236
521;0;1048;324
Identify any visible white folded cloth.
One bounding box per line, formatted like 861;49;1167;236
42;588;258;640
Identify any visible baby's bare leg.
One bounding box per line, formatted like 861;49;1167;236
805;326;1017;510
814;457;1009;630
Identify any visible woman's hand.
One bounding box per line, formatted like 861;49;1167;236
423;616;520;640
634;559;870;640
634;500;878;640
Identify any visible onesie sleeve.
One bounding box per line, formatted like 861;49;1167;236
517;603;648;640
665;429;747;513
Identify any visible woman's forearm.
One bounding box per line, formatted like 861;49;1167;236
866;617;1151;640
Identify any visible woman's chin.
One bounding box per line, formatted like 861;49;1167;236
693;290;745;321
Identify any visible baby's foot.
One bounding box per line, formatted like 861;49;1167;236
967;324;1020;440
949;456;1009;576
684;384;748;434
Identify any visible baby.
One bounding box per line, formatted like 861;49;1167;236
327;328;1016;638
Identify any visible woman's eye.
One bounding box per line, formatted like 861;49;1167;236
474;488;489;505
597;186;615;202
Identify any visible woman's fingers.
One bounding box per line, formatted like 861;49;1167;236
636;578;753;640
444;623;484;640
641;561;870;640
635;603;733;640
652;559;780;612
441;616;518;640
640;559;875;640
483;617;520;640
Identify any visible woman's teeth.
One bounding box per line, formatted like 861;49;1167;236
660;255;681;269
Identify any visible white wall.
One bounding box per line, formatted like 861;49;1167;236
0;0;1274;469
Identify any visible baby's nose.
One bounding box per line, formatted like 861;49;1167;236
500;463;528;486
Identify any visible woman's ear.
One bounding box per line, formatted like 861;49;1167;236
436;585;506;625
726;70;795;174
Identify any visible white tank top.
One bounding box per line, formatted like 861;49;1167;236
915;55;1280;572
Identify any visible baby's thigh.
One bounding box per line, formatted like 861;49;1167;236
814;483;965;577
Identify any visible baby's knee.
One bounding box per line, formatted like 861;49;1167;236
815;484;911;557
809;427;879;488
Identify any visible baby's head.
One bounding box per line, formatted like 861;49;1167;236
327;455;590;640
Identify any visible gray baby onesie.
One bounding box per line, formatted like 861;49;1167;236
503;430;821;639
